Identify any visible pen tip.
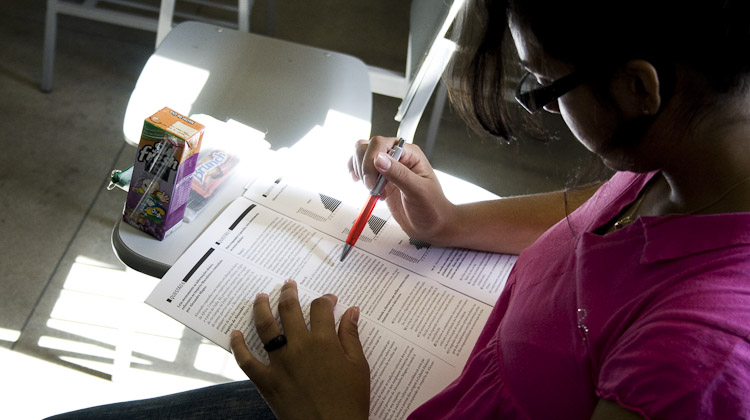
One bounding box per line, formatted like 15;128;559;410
340;244;352;262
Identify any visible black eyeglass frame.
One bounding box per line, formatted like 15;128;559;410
514;71;587;114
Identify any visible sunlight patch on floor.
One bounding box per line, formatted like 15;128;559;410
3;256;246;419
0;327;21;343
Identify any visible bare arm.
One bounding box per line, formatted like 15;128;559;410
441;183;601;254
349;136;602;255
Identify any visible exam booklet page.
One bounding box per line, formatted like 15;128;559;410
146;173;517;420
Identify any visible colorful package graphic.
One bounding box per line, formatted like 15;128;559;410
183;148;240;222
123;107;204;240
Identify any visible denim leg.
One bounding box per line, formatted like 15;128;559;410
44;380;276;420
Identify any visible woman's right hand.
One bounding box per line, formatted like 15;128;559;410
348;136;458;246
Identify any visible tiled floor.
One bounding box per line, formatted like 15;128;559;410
0;1;593;419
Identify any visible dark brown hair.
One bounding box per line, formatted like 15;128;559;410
446;0;750;141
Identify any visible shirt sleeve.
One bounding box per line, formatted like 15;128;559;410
595;280;750;419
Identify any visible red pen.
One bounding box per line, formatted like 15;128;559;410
340;138;405;262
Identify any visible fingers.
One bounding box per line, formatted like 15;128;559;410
339;306;367;361
253;292;284;349
351;136;402;190
309;294;338;337
276;280;309;339
230;330;267;379
252;282;358;364
364;137;402;190
255;282;339;345
349;139;369;182
373;149;435;199
363;137;436;197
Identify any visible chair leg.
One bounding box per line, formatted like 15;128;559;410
156;0;176;47
238;0;251;32
265;0;275;35
423;82;447;160
41;0;58;92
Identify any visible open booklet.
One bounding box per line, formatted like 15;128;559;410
146;170;517;419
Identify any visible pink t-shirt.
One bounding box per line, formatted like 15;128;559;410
408;171;750;419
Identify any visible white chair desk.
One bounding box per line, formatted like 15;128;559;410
112;22;373;277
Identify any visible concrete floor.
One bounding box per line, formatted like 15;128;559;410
0;0;594;418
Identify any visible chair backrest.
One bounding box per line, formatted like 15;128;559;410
395;0;465;143
122;22;372;150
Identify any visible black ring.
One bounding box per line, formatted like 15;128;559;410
263;334;287;352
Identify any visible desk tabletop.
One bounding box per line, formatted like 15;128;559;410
112;139;498;278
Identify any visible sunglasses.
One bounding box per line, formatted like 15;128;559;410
514;70;586;114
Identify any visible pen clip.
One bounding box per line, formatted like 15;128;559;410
370;138;405;196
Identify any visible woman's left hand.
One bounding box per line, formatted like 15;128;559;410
230;280;370;420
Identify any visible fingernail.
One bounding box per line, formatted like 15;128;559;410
323;293;339;305
350;306;360;325
285;279;296;285
256;292;268;300
230;330;241;339
374;153;391;171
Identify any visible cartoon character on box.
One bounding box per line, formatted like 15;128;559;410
131;177;171;226
143;196;167;223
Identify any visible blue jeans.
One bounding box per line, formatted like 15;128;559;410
44;380;276;420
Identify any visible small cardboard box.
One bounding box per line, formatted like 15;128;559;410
123;107;204;240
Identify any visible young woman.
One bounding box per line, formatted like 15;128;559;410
233;0;750;418
47;0;750;419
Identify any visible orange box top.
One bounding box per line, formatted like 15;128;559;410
145;107;205;149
